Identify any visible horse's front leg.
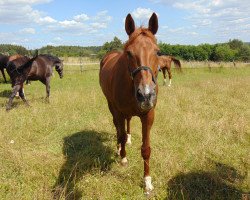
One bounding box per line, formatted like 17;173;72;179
6;84;21;111
126;117;132;145
140;109;155;193
19;84;29;106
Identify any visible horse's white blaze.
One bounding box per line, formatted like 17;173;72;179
144;176;154;192
144;84;150;95
126;134;132;145
121;157;128;164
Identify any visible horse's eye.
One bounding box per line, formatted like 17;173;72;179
127;51;133;58
156;51;161;56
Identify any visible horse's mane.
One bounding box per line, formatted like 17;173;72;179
124;27;156;50
40;54;62;63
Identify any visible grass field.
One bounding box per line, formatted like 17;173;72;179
0;65;249;199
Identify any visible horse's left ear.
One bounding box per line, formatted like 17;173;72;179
148;13;158;35
125;13;135;36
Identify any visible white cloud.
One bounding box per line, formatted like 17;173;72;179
37;16;57;24
154;0;250;43
0;1;53;25
47;11;112;35
0;0;51;5
73;14;89;22
19;28;36;34
132;7;155;21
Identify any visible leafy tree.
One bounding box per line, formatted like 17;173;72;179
213;44;237;61
238;44;250;62
228;39;243;50
98;37;123;59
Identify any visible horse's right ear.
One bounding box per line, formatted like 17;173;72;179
125;13;135;36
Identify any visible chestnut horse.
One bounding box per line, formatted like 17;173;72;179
100;13;159;193
158;55;181;86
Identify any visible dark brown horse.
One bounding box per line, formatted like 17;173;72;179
0;54;24;83
0;54;9;83
6;53;63;110
100;13;159;193
158;55;181;86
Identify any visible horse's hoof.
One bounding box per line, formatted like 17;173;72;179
168;84;171;87
6;106;11;112
121;157;128;166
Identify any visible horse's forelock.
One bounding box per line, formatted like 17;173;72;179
124;27;156;50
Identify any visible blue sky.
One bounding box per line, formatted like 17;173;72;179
0;0;249;49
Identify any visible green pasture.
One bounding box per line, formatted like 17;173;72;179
0;66;249;199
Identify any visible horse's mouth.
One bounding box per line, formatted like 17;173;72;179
138;101;155;112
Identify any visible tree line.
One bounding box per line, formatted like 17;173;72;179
1;38;250;62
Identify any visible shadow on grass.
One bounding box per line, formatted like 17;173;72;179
166;162;249;200
52;130;114;200
0;89;11;98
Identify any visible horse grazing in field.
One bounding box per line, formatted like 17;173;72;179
100;13;159;193
0;54;24;83
6;53;63;110
158;54;181;86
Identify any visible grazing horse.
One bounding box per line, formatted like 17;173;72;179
0;54;9;83
0;54;24;83
158;55;181;86
6;53;63;110
100;13;159;193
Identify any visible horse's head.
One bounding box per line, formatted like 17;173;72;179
55;60;63;78
125;13;160;112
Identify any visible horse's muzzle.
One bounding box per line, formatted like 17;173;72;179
136;85;156;112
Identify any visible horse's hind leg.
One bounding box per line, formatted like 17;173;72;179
6;84;21;111
126;117;132;145
0;68;7;83
167;67;172;86
44;77;51;102
162;68;167;86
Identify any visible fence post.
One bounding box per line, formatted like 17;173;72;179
79;56;83;73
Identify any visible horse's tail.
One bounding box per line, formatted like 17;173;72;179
170;56;182;72
18;50;38;70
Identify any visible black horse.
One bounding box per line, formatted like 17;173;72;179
6;53;63;110
0;54;9;83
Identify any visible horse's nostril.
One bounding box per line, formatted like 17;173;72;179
136;89;145;102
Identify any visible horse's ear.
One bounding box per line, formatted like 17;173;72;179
148;13;158;35
125;13;135;36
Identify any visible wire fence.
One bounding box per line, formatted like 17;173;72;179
62;60;250;73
